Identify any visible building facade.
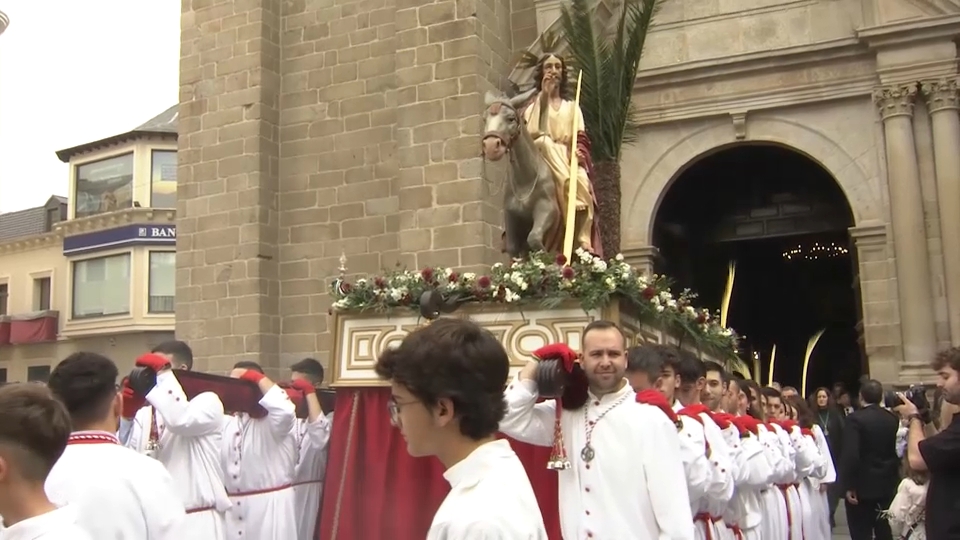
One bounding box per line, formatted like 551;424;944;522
175;0;960;383
0;107;179;382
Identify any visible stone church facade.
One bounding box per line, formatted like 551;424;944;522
177;0;960;383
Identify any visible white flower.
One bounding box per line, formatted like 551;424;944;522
666;298;677;308
357;278;367;286
685;306;696;317
636;275;649;289
492;262;503;270
463;272;476;281
389;288;404;301
442;267;453;279
656;305;665;312
721;328;733;337
504;289;520;303
333;298;350;309
592;260;607;273
615;253;624;262
604;277;616;290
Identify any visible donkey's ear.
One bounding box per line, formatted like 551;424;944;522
508;87;537;109
484;90;499;106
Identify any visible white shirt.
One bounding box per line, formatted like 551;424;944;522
428;439;548;540
501;377;694;540
0;506;92;540
45;431;186;540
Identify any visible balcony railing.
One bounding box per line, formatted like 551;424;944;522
148;295;174;314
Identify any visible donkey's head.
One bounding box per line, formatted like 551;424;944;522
481;88;536;162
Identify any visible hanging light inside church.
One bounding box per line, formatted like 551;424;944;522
781;241;849;261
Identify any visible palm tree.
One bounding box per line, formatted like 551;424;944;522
521;0;660;257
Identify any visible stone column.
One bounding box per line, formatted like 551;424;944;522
622;245;659;277
873;84;938;366
921;77;960;346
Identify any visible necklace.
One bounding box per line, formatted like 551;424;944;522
581;392;631;463
146;407;164;457
818;410;830;436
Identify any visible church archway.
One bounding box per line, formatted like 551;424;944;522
653;143;865;393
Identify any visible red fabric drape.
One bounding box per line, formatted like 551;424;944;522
318;387;562;540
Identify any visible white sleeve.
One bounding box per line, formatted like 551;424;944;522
146;371;225;437
497;374;556;448
640;408;695;540
702;418;736;504
678;417;711;505
139;460;187;540
738;434;774;488
257;384;297;440
812;425;835;482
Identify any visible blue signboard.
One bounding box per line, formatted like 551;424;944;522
63;224;176;256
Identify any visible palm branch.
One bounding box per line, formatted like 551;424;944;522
558;0;660;163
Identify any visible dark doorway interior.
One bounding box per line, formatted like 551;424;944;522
653;144;863;394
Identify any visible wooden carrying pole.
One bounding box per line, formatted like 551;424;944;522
562;71;584;264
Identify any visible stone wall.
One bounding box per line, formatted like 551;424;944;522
178;0;526;374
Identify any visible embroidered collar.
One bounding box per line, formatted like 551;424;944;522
67;431;119;445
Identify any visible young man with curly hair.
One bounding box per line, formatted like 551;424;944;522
375;317;547;539
0;383;91;539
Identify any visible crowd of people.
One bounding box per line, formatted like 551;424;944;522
0;341;331;539
0;320;958;539
377;317;960;540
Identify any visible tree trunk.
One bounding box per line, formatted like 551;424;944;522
593;160;621;258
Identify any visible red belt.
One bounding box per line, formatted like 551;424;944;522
727;524;743;540
291;479;323;487
776;484;795;533
694;512;720;540
186;505;214;515
227;483;292;498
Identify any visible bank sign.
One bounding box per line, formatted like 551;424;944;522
63;224;177;256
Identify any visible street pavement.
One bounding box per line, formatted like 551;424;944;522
833;504;852;539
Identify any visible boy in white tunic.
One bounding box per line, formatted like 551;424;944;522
375;318;548;539
221;361;298;540
45;352;186;540
119;341;230;540
288;358;331;540
500;320;694;540
0;384;92;540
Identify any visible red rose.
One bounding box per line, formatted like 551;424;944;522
421;268;434;281
555;254;567;265
448;272;459;283
477;276;491;289
642;286;656;300
561;266;575;279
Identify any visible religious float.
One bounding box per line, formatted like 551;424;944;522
317;249;739;540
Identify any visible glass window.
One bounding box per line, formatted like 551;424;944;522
0;368;7;383
151;150;177;209
27;365;50;382
0;283;7;315
148;251;175;313
74;153;134;219
72;254;131;318
33;277;51;311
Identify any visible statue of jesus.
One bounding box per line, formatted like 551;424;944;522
522;53;604;258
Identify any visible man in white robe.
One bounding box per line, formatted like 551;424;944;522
288;358;332;540
0;384;93;540
221;361;298;540
374;318;548;539
626;345;712;524
727;414;775;540
500;320;694;540
45;352;186;539
119;342;230;540
675;351;737;540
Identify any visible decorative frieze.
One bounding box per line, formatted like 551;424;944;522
873;84;918;120
920;77;960;113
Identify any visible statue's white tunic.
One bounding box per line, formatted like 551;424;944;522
500;377;694;540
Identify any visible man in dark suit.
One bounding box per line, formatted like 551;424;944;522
839;378;901;540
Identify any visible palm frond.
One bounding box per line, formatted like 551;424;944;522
557;0;660;162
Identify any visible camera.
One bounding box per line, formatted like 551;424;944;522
883;384;933;422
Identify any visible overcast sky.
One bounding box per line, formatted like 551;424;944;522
0;0;180;213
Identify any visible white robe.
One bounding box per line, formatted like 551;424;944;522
757;424;790;540
428;439;548;540
293;415;331;540
677;415;713;515
119;371;230;540
722;425;773;540
808;425;837;540
0;506;92;540
698;412;737;540
220;384;298;540
783;426;820;540
45;432;186;539
500;377;694;540
797;427;829;540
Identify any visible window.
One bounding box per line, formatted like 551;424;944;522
0;283;7;315
151;150;177;209
33;277;51;311
45;206;65;232
27;365;50;382
74;153;134;219
72;254;131;318
148;251;175;313
0;369;6;383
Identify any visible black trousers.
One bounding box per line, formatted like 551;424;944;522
828;483;842;527
846;495;895;540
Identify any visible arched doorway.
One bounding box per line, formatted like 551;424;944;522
653;143;864;393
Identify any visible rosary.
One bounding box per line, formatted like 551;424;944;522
580;392;631;463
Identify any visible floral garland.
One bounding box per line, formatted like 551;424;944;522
330;249;739;359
